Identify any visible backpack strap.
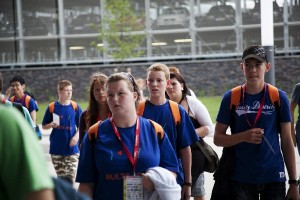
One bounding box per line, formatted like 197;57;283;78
230;85;242;111
70;100;78;111
137;100;181;126
88;121;101;148
137;100;146;116
88;121;101;140
168;100;181;125
149;119;164;144
49;102;55;113
49;101;78;114
266;84;281;133
267;84;280;107
24;95;31;109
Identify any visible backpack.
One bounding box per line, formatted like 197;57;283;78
230;83;281;133
137;100;181;126
10;95;31;110
211;83;281;200
230;83;280;111
48;100;78;113
87;119;164;146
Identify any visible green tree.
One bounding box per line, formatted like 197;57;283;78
93;0;145;62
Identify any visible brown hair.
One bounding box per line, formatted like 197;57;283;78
106;72;141;108
57;80;72;91
86;72;109;128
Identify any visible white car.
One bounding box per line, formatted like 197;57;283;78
155;7;189;29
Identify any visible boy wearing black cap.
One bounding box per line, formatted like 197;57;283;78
213;45;299;199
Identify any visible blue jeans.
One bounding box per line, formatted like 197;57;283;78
232;181;286;200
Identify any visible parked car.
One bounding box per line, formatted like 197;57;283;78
196;4;235;27
154;7;190;29
67;14;101;34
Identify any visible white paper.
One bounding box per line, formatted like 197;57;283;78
53;113;60;126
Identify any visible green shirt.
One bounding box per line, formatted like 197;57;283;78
0;105;54;200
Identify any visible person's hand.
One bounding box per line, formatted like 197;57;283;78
70;134;79;146
50;122;58;128
5;87;12;98
142;174;155;191
285;184;300;200
243;128;264;144
181;184;191;200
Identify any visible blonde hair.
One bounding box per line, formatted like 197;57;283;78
147;63;170;80
57;80;72;91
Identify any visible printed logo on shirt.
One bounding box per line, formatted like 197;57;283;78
118;150;123;156
56;126;72;130
106;173;130;180
235;101;275;116
279;172;285;178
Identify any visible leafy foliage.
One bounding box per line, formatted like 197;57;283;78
92;0;145;62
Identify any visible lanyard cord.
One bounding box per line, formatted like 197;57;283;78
242;83;266;128
110;116;140;174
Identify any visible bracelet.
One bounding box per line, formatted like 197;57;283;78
183;182;192;187
288;179;299;185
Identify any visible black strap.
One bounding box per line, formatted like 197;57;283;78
12;102;25;117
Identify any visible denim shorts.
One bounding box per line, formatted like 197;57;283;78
232;181;286;200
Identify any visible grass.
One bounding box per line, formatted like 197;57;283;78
36;96;222;125
199;96;222;123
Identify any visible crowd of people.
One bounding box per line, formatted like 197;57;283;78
1;45;299;200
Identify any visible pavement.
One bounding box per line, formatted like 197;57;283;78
39;125;300;199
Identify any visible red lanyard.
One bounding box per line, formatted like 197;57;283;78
110;116;140;174
242;84;266;128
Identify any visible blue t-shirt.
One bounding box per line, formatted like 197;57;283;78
140;100;199;184
42;101;82;155
11;94;38;113
76;117;179;200
216;84;291;184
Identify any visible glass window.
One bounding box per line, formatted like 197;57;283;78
152;32;191;56
0;41;17;63
22;0;57;36
196;30;236;54
24;39;59;62
64;0;101;34
0;1;16;38
66;38;100;60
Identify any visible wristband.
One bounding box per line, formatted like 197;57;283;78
288;179;299;185
183;182;192;187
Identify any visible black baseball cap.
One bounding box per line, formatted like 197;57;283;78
241;45;268;63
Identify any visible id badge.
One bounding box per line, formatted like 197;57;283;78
123;175;143;200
